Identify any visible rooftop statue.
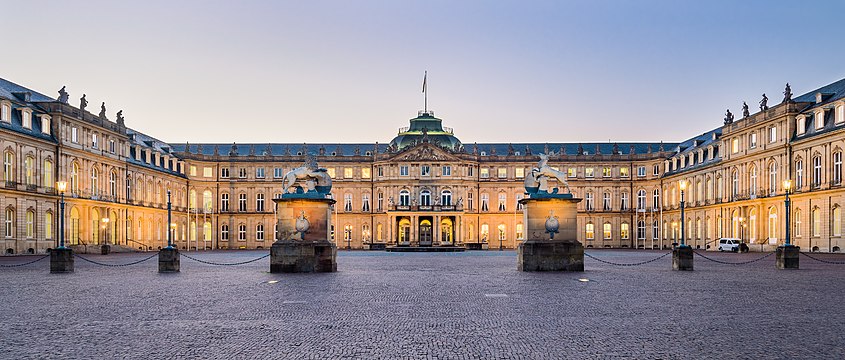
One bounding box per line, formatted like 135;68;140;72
783;83;792;103
759;93;768;111
80;94;88;111
99;102;107;119
116;110;125;125
282;155;333;196
723;109;734;125
742;102;750;118
57;86;69;103
524;152;571;196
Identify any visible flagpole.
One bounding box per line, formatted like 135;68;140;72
423;71;427;113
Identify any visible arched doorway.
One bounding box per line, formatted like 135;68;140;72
419;218;433;246
109;210;118;245
397;218;411;246
91;208;100;244
69;207;80;245
440;218;454;245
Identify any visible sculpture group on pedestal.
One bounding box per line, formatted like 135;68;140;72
524;153;571;196
282;155;333;196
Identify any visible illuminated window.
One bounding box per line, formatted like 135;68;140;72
497;168;507;178
568;168;576;177
516;223;524;240
480;168;489;178
362;168;371;179
585;168;594;178
45;212;53;239
621;223;629;239
344;167;353;179
203;167;213;178
514;167;523;178
620;167;629;178
25;210;34;238
498;192;506;212
603;223;612;239
585;223;594;240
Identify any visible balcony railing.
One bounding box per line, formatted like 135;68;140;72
4;181;17;189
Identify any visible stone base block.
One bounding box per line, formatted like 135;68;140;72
158;247;180;273
517;240;584;272
271;240;337;273
776;245;800;270
101;245;111;255
673;246;694;271
50;247;74;273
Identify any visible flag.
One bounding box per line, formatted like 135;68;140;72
422;71;427;93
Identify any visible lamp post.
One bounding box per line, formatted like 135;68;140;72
738;217;745;243
166;190;173;249
679;180;687;247
784;180;792;246
56;181;67;248
170;223;177;247
101;217;110;244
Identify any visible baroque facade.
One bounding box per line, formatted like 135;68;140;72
1;77;843;254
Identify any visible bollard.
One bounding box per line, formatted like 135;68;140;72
776;245;799;269
50;247;74;273
158;247;180;273
672;245;694;271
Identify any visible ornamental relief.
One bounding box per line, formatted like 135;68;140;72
397;145;452;162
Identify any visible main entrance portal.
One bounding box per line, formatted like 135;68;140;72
419;218;433;246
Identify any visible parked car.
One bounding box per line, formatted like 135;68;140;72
717;238;742;252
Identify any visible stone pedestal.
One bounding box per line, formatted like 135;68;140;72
270;241;337;273
271;194;337;273
50;247;74;273
517;195;584;272
101;244;110;255
158;247;180;273
776;245;799;269
672;245;694;271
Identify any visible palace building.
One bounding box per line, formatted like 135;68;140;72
1;76;843;254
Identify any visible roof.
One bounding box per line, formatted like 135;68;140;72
0;77;55;103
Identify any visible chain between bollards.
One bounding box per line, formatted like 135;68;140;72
692;250;773;265
800;252;845;265
0;255;50;268
74;253;159;267
180;253;270;266
583;251;672;266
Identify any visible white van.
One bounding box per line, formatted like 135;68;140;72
717;238;741;252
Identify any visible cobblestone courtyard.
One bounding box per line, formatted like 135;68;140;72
1;250;844;359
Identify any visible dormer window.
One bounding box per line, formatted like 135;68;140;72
816;93;823;103
480;151;487;156
796;115;806;135
39;115;51;135
21;109;32;129
815;110;825;130
514;151;521;156
836;104;844;124
0;102;10;122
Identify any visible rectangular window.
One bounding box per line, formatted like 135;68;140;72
109;139;115;153
71;127;78;143
344;167;353;179
239;193;247;212
837;105;844;124
481;193;489;212
190;166;197;177
514;167;524;178
238;168;247;178
585;168;594;178
568;168;577;178
362;168;371;179
92;133;99;149
274;168;284;178
769;127;777;143
815;111;825;129
327;168;336;179
400;165;409;176
497;168;507;178
498;193;506;211
468;166;474;177
22;112;31;129
377;166;384;177
256;167;265;178
480;168;489;178
203;167;213;178
420;165;430;176
602;167;612;177
442;166;452;176
256;193;265;212
620;167;629;178
797;116;806;135
0;104;9;122
749;133;757;148
653;164;660;176
221;168;230;178
731;138;739;154
638;166;646;177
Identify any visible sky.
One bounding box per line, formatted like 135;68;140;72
2;0;844;145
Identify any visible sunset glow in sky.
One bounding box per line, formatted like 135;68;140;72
2;1;844;144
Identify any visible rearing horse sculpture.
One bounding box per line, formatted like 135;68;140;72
524;152;571;195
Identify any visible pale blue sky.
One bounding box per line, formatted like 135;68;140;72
2;1;844;144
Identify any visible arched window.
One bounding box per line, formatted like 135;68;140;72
652;221;659;240
731;170;739;198
45;211;53;240
834;152;843;185
5;207;14;238
620;223;629;239
516;223;524;240
221;193;230;212
636;190;646;210
24;156;34;185
602;192;611;211
749;209;757;242
716;215;723;238
221;224;229;240
794;209;802;237
362;193;370;212
585;222;595;240
498;192;507;211
833;206;842;237
768;162;778;195
3;151;14;182
109;170;117;197
652;189;660;209
203;221;212;242
706;177;713;200
91;166;99;196
585;192;594;211
189;189;196;209
420;190;431;207
203;190;213;212
189;220;197;241
399;189;410;206
480;223;489;242
362;224;370;242
376;223;383;241
238;224;247;241
344;193;353;211
256;224;265;241
812;155;822;187
43;159;53;188
812;207;821;236
768;207;778;240
481;192;489;212
441;189;452;206
749;165;757;196
696;218;702;239
25;210;35;238
637;220;646;240
344;224;353;242
795;159;804;189
70;207;80;244
603;222;612;239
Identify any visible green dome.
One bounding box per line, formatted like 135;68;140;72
389;111;462;151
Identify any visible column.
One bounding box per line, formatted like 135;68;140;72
433;215;440;245
410;215;417;246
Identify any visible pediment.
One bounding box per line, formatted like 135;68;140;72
390;143;459;162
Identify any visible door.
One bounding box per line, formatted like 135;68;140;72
419;219;432;246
